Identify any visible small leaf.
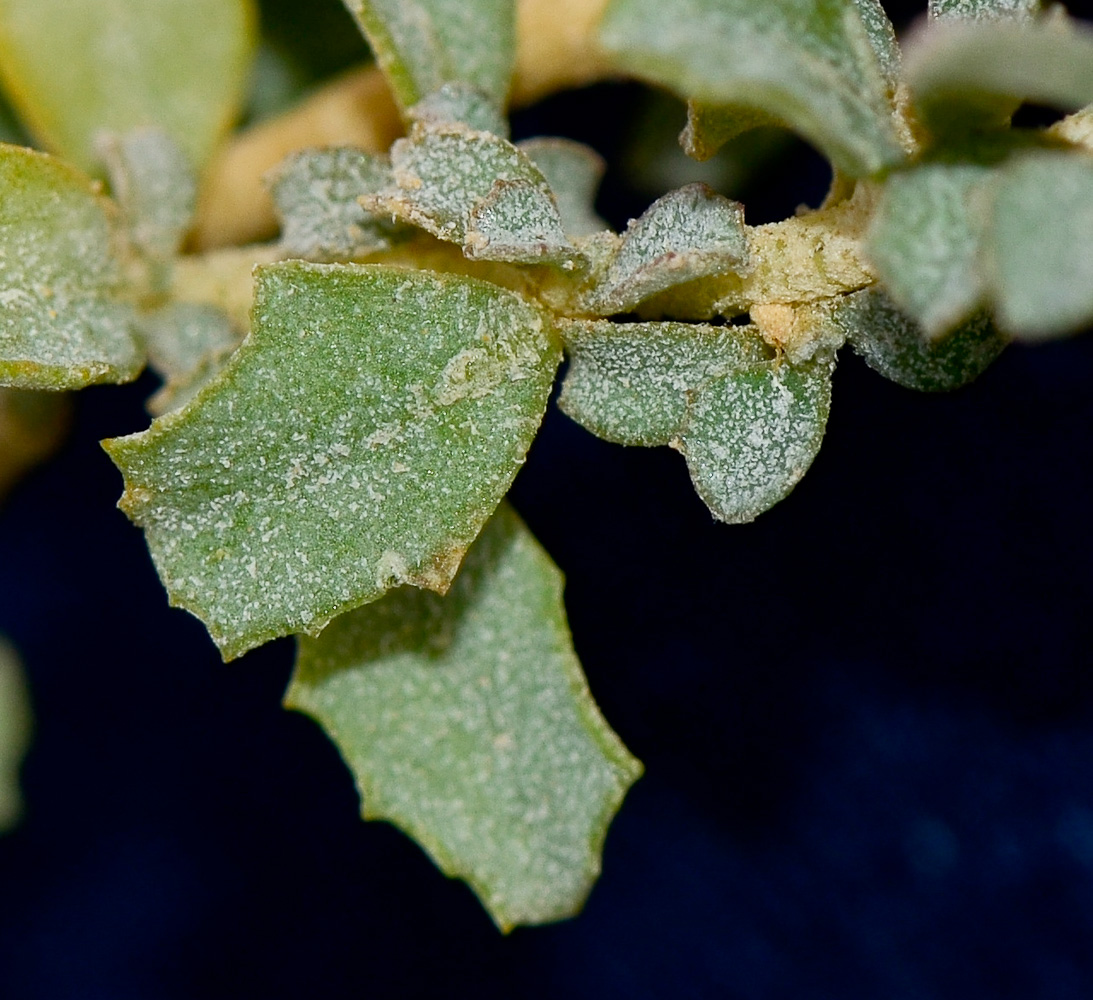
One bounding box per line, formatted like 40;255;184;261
342;0;516;111
408;82;509;137
583;184;748;315
984;151;1093;339
286;503;642;931
558;318;773;447
104;263;559;660
0;145;141;391
823;287;1007;391
904;15;1093;136
929;0;1042;22
681;102;781;163
866;163;993;337
0;635;32;833
518;138;607;238
0;387;69;500
363;123;583;268
675;355;834;524
270;147;403;261
599;0;906;177
0;0;256;174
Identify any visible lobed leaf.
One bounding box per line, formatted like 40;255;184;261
342;0;516;111
822;287;1007;391
583;184;748;315
0;0;256;174
0;145;141;391
287;503;642;931
0;635;32;833
104;263;560;660
983;151;1093;339
518;138;607;238
270;147;403;262
598;0;906;177
865;162;993;337
558;318;773;447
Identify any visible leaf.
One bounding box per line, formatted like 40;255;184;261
0;635;32;833
865;163;993;337
583;184;748;315
104;263;560;660
0;387;69;500
408;81;510;137
598;0;906;177
342;0;516;111
675;354;834;523
286;503;642;931
517;138;607;238
983;151;1093;339
0;145;142;391
681;102;782;163
929;0;1042;22
0;0;256;174
270;147;404;262
363;122;583;268
558;318;773;447
822;287;1007;391
904;15;1093;136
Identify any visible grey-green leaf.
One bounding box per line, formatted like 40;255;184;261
342;0;516;111
865;162;993;337
0;145;141;391
104;263;560;660
518;138;607;238
598;0;906;177
0;636;32;833
464;179;580;267
822;287;1007;391
270;147;402;261
675;355;834;523
286;503;642;931
409;82;509;137
558;318;773;447
929;0;1041;22
583;184;748;315
904;15;1093;135
984;151;1093;339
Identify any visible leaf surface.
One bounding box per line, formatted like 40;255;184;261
342;0;516;111
104;263;559;660
599;0;906;176
0;0;256;173
518;138;607;238
929;0;1041;21
287;503;642;931
0;145;141;390
0;636;31;832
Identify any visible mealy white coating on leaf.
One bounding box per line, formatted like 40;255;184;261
97;128;197;262
409;82;509;137
103;263;560;660
851;0;901;93
929;0;1041;22
0;635;32;833
270;147;401;261
865;163;993;338
341;0;515;110
985;151;1093;339
0;145;142;390
517;138;607;238
675;355;834;524
464;179;582;267
584;184;748;315
599;0;906;177
558;318;772;447
287;503;642;931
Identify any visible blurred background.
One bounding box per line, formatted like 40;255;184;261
3;1;1093;996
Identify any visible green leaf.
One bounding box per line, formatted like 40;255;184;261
0;0;256;174
409;81;510;137
599;0;906;177
904;15;1093;135
583;184;748;315
681;102;782;163
984;151;1093;339
929;0;1041;22
286;503;642;931
676;354;834;523
0;635;32;833
558;318;773;447
363;123;583;268
822;287;1007;391
104;263;560;660
518;138;607;238
342;0;516;111
270;147;404;262
866;163;993;337
0;145;141;391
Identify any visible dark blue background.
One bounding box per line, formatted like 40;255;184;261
4;1;1093;996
